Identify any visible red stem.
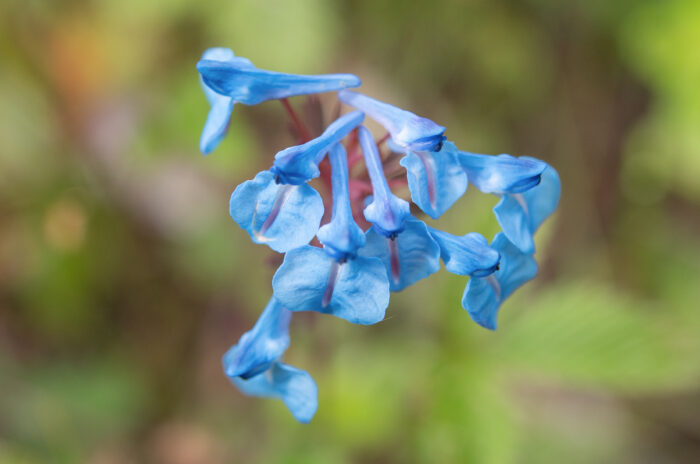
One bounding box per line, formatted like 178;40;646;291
280;98;312;143
376;131;390;147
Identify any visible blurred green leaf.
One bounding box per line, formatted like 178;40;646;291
496;282;700;393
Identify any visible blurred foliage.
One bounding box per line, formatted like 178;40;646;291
1;0;699;463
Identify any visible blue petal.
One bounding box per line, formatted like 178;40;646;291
232;362;318;423
221;297;291;379
399;141;468;219
358;126;410;235
199;48;242;155
458;152;546;194
427;228;500;277
198;59;361;106
493;161;561;253
272;111;364;185
358;217;440;291
272;246;389;325
229;170;324;252
462;233;538;330
200;96;234;155
338;90;446;152
316;144;366;259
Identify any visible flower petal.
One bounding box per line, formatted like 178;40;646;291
272;111;364;185
221;297;291;379
316;144;366;259
462;233;538;330
198;59;361;106
459;152;546;194
493;161;561;253
358;126;410;235
358;217;440;291
399;142;468;219
338;90;445;152
427;228;500;276
232;362;318;423
272;246;389;325
198;48;245;155
199;96;234;155
229;170;324;252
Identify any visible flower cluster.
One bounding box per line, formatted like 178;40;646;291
197;48;560;423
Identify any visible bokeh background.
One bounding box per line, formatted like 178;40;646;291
1;0;700;462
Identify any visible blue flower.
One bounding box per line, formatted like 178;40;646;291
229;170;324;253
222;297;318;423
338;90;446;152
198;48;254;155
359;218;441;292
272;111;364;185
272;144;390;325
458;151;546;194
462;233;538;330
229;111;364;253
197;59;361;106
354;126;440;291
396;141;468;219
427;227;500;277
493;161;561;253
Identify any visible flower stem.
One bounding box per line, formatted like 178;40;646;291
280;98;312;142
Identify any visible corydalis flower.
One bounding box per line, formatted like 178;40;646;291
229;111;364;252
198;58;361;106
272;144;390;325
493;161;561;254
222;298;318;423
354;126;440;291
197;47;361;154
338;90;446;152
427;227;500;277
462;233;538;330
392;140;467;219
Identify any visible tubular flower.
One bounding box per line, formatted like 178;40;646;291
461;233;538;330
493;160;561;254
391;140;468;219
338;90;446;152
272;144;390;325
427;227;500;277
354;126;440;291
222;298;318;423
197;47;360;154
196;47;561;422
198;58;361;106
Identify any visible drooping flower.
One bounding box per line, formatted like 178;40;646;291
493;160;561;253
461;233;538;330
198;48;254;154
198;59;361;106
338;90;446;152
354;126;440;291
458;151;546;195
393;140;468;219
427;227;500;277
228;171;324;253
272;111;365;185
229;111;364;252
272;144;390;325
222;297;318;423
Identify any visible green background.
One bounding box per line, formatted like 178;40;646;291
1;0;699;462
